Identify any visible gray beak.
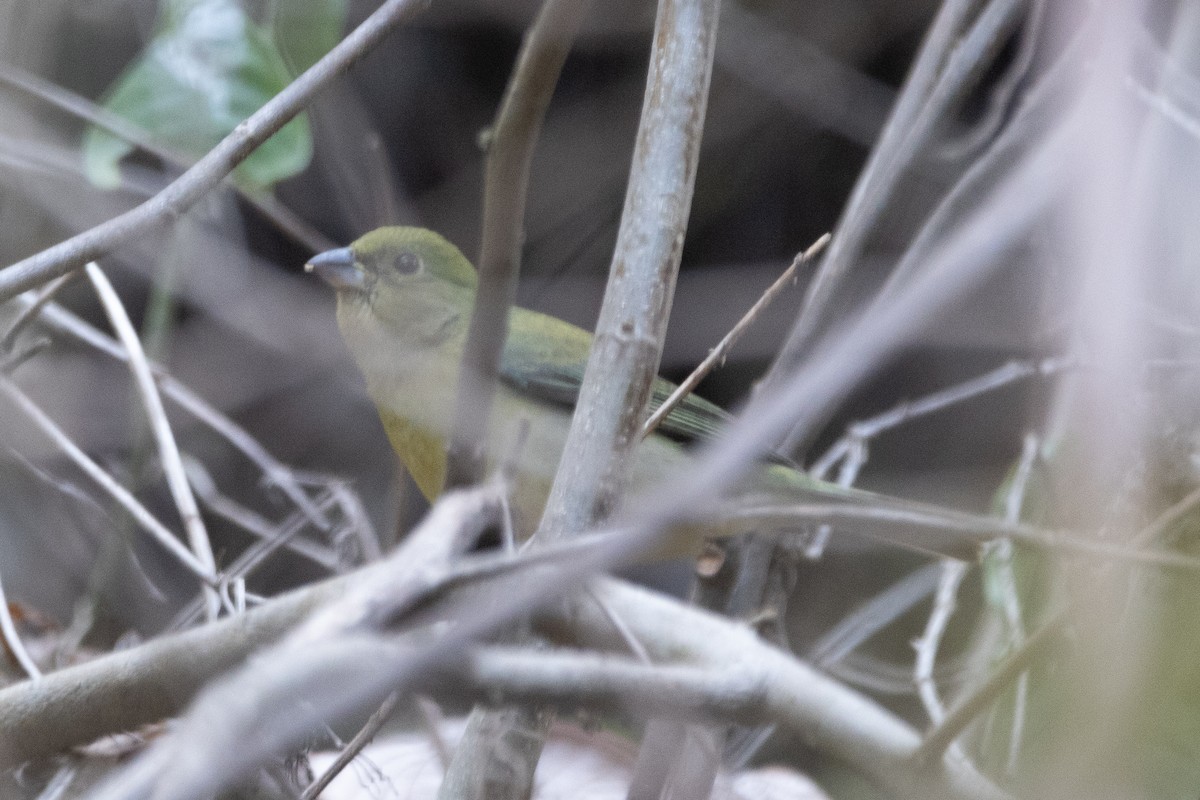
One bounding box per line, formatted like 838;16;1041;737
305;247;366;291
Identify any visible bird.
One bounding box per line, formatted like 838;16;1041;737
307;226;1028;559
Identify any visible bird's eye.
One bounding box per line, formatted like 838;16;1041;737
394;251;422;275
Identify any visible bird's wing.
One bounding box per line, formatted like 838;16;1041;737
499;309;733;447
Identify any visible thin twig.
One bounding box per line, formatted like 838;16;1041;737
762;0;979;392
86;262;220;621
912;559;970;736
0;275;76;352
772;0;1029;455
0;374;216;583
300;691;402;800
184;457;340;573
443;0;592;491
28;298;329;530
810;356;1072;481
641;232;830;440
168;487;341;631
810;562;942;668
995;433;1038;773
0;0;426;301
914;605;1064;764
915;468;1200;764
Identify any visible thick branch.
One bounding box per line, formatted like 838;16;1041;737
538;0;721;538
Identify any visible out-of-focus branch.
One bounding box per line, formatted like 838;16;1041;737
538;0;721;539
0;0;426;301
437;2;591;796
23;298;330;530
0;486;503;775
300;690;402;800
86;486;504;800
443;0;592;491
0;61;334;254
0;541;1009;800
768;0;1028;454
0;374;217;584
85;262;220;621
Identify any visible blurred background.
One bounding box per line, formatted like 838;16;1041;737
7;0;1173;795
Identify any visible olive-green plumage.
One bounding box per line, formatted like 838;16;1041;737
308;226;1003;556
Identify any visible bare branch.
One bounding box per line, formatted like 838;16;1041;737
769;0;1028;454
85;262;220;620
0;0;426;301
300;691;401;800
27;298;329;530
0;61;334;254
443;0;592;490
0;374;216;584
538;0;721;539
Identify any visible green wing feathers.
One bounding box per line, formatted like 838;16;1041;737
499;307;733;446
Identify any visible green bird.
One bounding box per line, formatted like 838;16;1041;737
307;226;1019;558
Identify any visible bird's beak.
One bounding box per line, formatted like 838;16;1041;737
305;247;366;291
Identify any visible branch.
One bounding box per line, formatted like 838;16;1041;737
768;0;1028;455
443;0;592;490
0;486;503;773
0;61;334;254
85;262;220;620
538;0;721;539
0;0;425;301
437;2;592;795
26;298;330;530
641;232;830;440
0;374;217;584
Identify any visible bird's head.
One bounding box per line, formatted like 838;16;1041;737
307;226;478;356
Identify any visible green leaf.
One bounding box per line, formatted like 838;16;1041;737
83;0;313;191
267;0;346;75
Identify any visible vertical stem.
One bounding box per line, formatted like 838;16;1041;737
438;3;590;799
538;0;722;540
444;0;592;491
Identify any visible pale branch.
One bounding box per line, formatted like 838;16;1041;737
0;374;216;583
763;0;980;389
0;486;503;774
537;0;721;540
25;298;329;530
85;262;220;621
439;2;601;793
772;0;1029;455
912;560;970;737
29;572;1008;800
809;357;1072;482
86;486;505;800
536;580;1010;800
300;691;401;800
183;457;340;575
0;0;426;301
